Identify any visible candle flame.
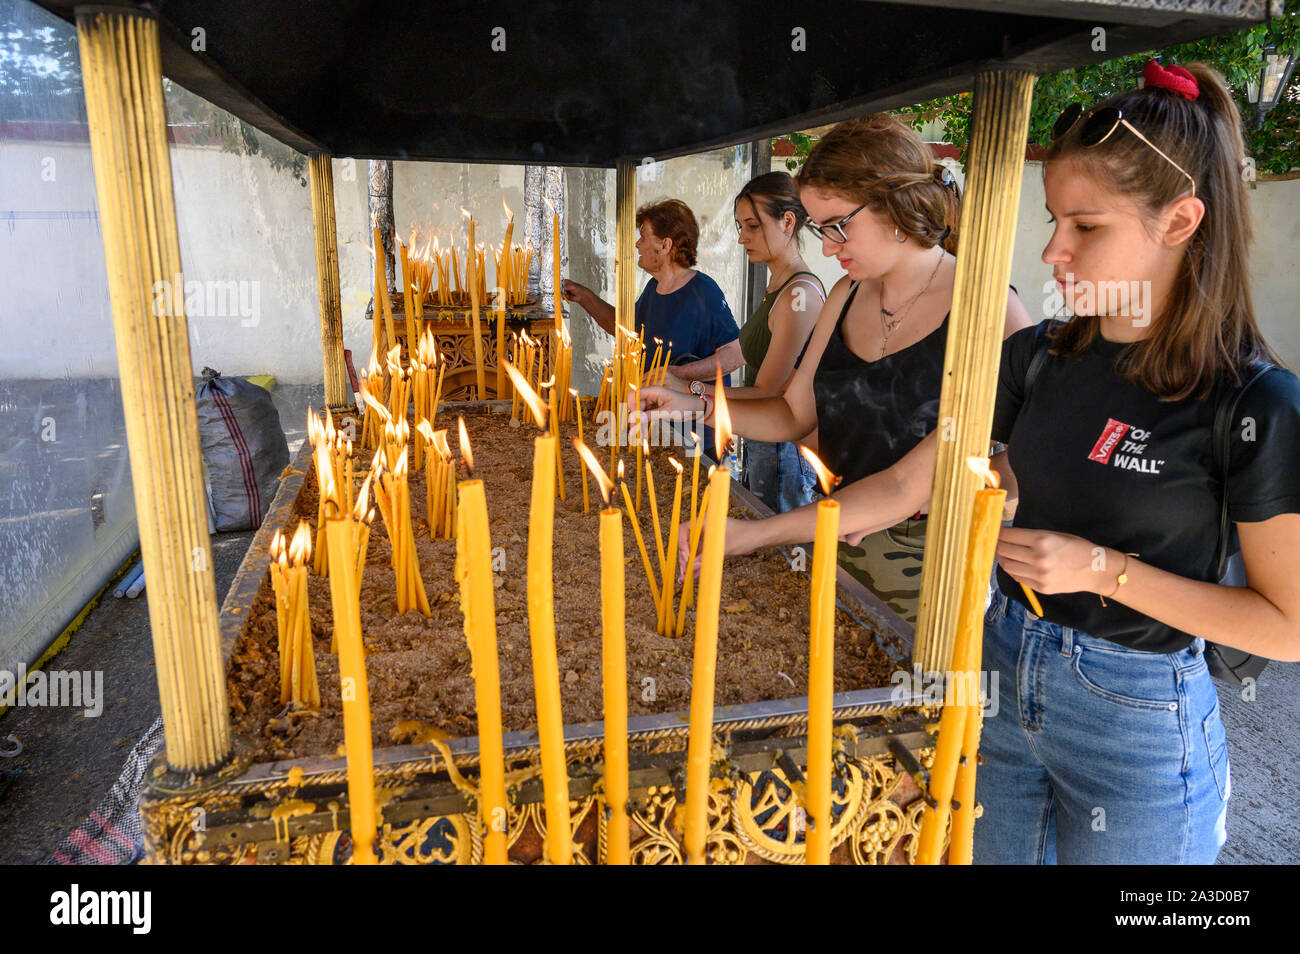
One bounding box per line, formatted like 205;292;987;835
798;445;840;496
504;362;547;429
502;197;513;220
415;419;434;444
306;408;321;447
352;469;373;520
432;428;452;458
669;457;683;474
461;207;471;220
417;326;438;364
713;366;732;459
289;519;312;564
269;528;285;560
458;416;473;474
573;438;614;504
617;459;626;482
362;387;391;423
966;455;1000;489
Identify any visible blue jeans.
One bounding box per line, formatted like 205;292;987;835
974;586;1230;864
742;439;815;514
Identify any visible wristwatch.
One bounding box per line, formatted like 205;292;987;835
689;380;706;397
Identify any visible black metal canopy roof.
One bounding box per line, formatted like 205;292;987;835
37;0;1275;165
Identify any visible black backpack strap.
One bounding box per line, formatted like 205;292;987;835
1021;319;1058;400
1212;362;1277;578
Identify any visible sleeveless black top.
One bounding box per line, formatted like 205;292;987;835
812;281;948;487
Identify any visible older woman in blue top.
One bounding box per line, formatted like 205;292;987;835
562;198;742;378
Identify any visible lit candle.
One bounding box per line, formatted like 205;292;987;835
916;456;1005;865
618;461;660;609
683;368;731;864
373;226;395;353
400;241;416;350
546;376;567;502
573;439;629;864
674;482;710;638
572;389;589;514
504;364;572;865
659;458;683;635
800;447;840;864
454;417;509;864
553;211;563;334
644;442;665;581
466;213;486;401
497;202;514;398
316;440;377;865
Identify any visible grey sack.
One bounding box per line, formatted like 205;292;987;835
195;367;288;532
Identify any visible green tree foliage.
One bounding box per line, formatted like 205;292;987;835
909;3;1300;175
775;4;1300;176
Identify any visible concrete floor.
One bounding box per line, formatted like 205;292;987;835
0;382;1295;864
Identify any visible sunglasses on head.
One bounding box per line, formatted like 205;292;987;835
1052;103;1196;199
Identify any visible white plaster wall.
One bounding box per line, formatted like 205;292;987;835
4;144;1295;382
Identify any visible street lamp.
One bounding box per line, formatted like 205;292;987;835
1246;44;1298;128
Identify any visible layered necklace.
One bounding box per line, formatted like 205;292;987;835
878;247;945;359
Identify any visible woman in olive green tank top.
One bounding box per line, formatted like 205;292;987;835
665;172;825;512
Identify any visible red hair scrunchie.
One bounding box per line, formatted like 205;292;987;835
1143;59;1199;101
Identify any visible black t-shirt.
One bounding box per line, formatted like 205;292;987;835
991;320;1300;652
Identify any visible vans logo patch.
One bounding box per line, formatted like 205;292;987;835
1088;418;1129;464
1088;421;1164;475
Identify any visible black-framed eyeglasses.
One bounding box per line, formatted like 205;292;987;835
1053;103;1197;199
803;203;868;244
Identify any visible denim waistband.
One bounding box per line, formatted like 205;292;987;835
990;584;1204;662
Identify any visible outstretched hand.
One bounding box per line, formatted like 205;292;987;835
676;516;764;582
639;386;698;418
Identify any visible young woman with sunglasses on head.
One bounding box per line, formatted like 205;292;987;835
655;172;827;513
671;62;1300;863
641;113;1033;621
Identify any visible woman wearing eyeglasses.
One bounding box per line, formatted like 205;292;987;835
641;113;1032;621
668;62;1300;864
654;172;826;513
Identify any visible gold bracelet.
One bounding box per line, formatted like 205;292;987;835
1099;551;1138;607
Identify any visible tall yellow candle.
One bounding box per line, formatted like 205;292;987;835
400;243;416;350
315;442;377;865
800;447;840;864
660;459;683;636
618;461;660;607
553;212;563;334
674;482;710;638
506;364;572;865
645;447;665;578
573;439;629;864
683;369;731;864
373;226;395;353
572;389;589;514
916;457;1005;865
468;218;486;401
497;208;514;397
454;419;509;864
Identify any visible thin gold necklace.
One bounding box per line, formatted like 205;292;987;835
878;248;944;359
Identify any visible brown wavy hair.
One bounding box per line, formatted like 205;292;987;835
635;199;698;267
1045;62;1281;400
735;171;810;249
794;113;961;255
